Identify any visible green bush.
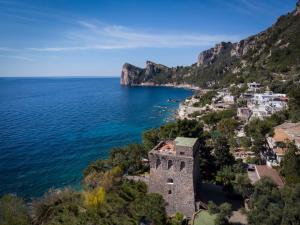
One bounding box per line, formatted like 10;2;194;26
0;195;30;225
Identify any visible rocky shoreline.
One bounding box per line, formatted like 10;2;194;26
128;82;201;91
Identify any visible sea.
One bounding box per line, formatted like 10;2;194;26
0;77;192;199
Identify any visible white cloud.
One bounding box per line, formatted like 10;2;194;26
0;54;34;61
29;21;241;52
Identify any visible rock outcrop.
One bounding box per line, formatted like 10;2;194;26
120;63;143;85
197;42;234;66
294;0;300;15
120;61;171;86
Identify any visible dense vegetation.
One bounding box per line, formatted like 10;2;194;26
193;91;217;107
247;178;300;225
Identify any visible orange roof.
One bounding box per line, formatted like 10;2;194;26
274;147;287;156
158;142;175;154
273;122;300;145
273;129;290;142
255;165;284;187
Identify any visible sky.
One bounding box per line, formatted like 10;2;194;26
0;0;297;77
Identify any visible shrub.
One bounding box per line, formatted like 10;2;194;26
0;195;30;225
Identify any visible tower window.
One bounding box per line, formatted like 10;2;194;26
180;152;185;155
167;178;173;184
168;190;172;194
167;160;173;169
156;158;161;169
180;161;185;171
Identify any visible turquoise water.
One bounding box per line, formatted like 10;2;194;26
0;77;192;199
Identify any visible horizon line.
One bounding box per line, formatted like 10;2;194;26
0;75;120;78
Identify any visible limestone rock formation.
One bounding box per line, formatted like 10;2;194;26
197;42;234;66
120;63;143;86
294;0;300;15
120;61;172;86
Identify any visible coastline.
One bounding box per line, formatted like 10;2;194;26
128;82;201;91
0;78;192;199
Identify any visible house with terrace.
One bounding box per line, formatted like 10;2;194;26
266;122;300;166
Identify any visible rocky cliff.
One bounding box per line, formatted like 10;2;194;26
120;61;172;86
121;0;300;87
120;63;143;85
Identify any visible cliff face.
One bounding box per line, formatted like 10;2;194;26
120;61;172;86
121;0;300;87
197;42;234;66
120;63;143;85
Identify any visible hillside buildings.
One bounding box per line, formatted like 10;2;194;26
266;122;300;165
148;137;201;217
247;82;261;92
237;91;288;122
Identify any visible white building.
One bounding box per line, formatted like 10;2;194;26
247;82;261;92
247;91;288;120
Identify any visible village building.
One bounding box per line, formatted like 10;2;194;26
248;165;284;188
266;122;300;165
246;92;288;121
237;107;252;121
148;137;201;217
247;82;261;92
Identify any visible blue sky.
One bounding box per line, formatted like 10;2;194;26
0;0;296;76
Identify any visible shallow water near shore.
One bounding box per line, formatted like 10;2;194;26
0;77;192;199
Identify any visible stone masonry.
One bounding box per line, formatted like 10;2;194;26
148;137;201;217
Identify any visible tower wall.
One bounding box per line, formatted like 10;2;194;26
148;142;200;217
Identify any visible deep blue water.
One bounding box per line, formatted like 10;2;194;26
0;77;192;199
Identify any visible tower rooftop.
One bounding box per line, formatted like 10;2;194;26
174;137;198;148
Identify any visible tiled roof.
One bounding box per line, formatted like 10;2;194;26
273;122;300;145
255;165;284;187
174;137;198;147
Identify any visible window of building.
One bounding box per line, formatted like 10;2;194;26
179;152;185;155
180;161;185;171
167;178;173;184
168;190;172;194
156;158;161;169
167;160;173;169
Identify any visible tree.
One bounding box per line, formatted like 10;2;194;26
248;178;300;225
239;137;252;149
192;90;217;107
208;201;219;214
288;84;300;122
281;184;300;225
198;145;217;181
213;136;235;169
215;203;233;225
31;188;82;225
0;195;31;225
83;159;110;178
280;143;300;185
142;128;160;150
247;178;283;225
109;144;147;175
83;186;106;208
130;193;167;225
216;166;235;193
217;118;239;137
234;174;254;198
207;201;233;225
168;212;184;225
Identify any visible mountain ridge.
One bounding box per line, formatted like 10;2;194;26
120;0;300;88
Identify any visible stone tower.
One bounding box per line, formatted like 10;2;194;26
148;137;201;217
